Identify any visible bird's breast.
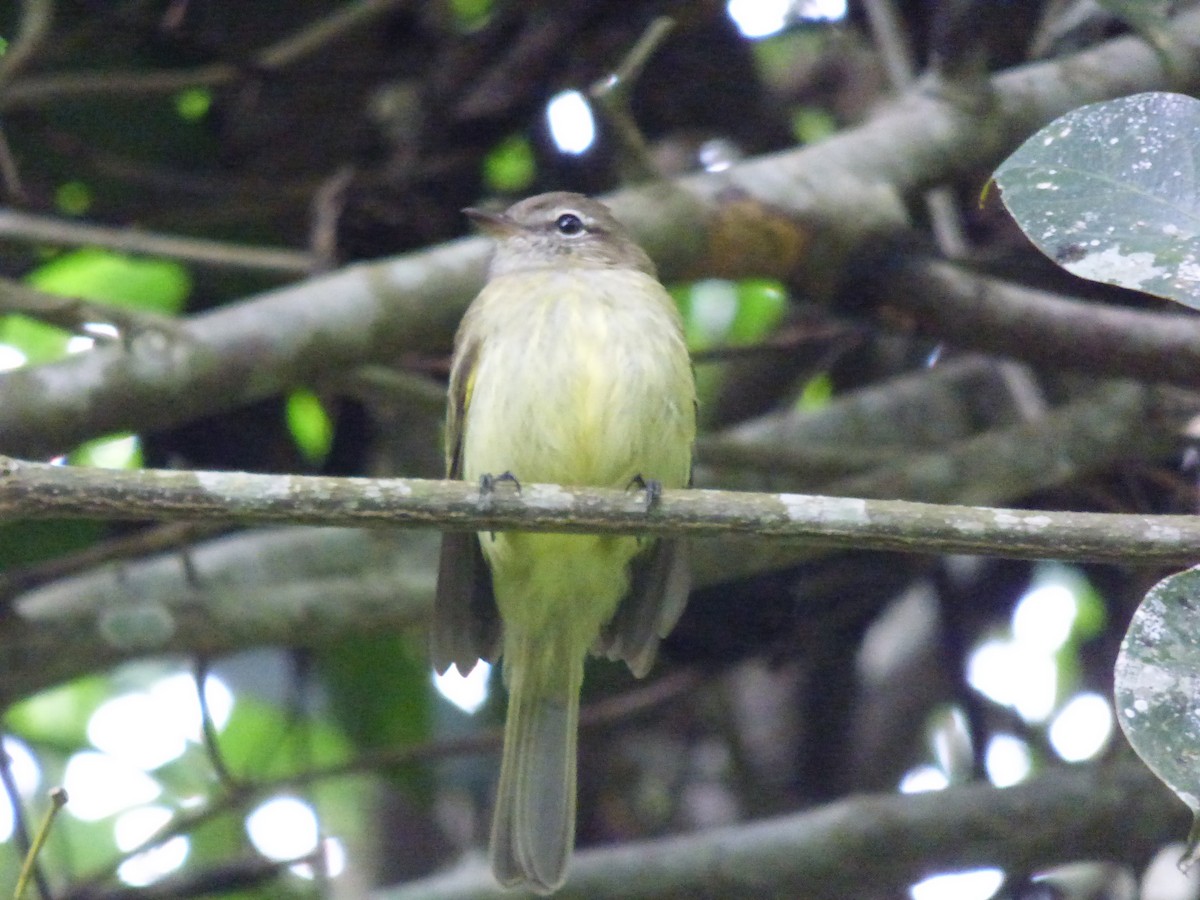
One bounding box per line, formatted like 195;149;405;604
460;269;693;490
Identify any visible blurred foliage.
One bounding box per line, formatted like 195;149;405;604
450;0;494;30
54;181;93;217
27;249;190;314
175;88;213;123
484;134;538;194
318;634;434;799
0;249;190;367
70;434;143;469
286;390;334;466
791;106;838;144
796;372;833;411
7;676;114;750
676;277;788;407
0;1;1183;895
0;518;103;575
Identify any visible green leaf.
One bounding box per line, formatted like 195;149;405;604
216;694;351;781
0;314;74;365
994;92;1200;309
0;518;104;575
796;372;833;411
5;676;114;750
484;134;536;194
728;279;786;344
53;806;124;875
318;635;432;798
450;0;492;29
55;181;93;216
3;249;190;366
1114;565;1200;851
27;248;190;313
70;433;143;469
791;106;837;145
285;390;333;465
175;87;212;122
676;279;737;350
319;635;430;751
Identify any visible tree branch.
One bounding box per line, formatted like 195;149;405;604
375;762;1186;900
0;454;1195;565
0;0;413;110
0;0;54;92
860;255;1200;388
0;11;1198;457
4;527;437;703
1;366;1168;702
0;208;315;276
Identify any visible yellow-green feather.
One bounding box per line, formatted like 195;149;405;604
441;257;695;893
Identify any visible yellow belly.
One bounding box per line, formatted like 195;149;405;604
460;268;693;492
457;267;694;642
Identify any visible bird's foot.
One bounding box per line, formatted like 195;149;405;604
480;471;522;495
478;472;521;540
627;474;663;510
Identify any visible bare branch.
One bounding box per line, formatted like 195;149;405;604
0;277;185;343
0;208;315;276
0;452;1194;565
860;255;1200;388
0;0;54;92
376;762;1185;900
0;0;412;111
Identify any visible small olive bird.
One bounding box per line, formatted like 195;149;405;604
433;192;696;894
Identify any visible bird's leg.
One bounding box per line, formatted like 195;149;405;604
627;474;662;510
480;471;522;495
479;471;521;540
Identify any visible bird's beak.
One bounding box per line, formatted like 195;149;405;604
463;207;521;237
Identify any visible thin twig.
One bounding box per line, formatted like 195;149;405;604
0;0;54;92
0;0;410;111
860;0;968;256
0;738;50;900
13;787;66;900
0;521;225;605
0;209;314;275
255;0;413;70
194;659;238;791
309;166;355;272
0;127;25;200
588;17;675;182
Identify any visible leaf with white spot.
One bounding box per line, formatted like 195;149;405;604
1114;565;1200;862
995;92;1200;309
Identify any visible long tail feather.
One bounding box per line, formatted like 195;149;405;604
490;640;581;895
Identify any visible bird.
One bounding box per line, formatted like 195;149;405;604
432;191;696;894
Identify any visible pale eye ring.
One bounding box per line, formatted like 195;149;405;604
555;213;586;236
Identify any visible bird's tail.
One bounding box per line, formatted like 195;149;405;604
490;631;582;895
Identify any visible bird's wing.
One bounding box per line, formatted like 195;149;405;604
594;537;691;678
432;332;500;674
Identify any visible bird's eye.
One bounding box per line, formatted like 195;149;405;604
555;213;586;236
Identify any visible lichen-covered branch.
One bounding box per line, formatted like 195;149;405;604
0;453;1195;565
